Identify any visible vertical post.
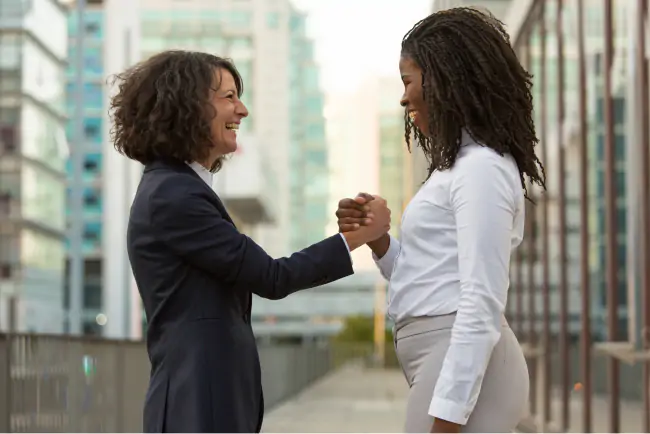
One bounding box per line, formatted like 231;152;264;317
122;28;133;338
69;0;87;336
373;280;386;367
577;0;592;431
515;245;523;336
603;0;620;431
635;0;650;430
539;0;552;425
523;30;538;413
556;0;570;430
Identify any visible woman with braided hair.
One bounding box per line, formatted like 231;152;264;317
335;7;546;433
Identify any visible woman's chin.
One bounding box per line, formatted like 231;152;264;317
414;120;429;136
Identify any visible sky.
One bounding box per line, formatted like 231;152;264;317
290;0;432;93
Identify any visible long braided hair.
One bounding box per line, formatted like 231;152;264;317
401;7;546;198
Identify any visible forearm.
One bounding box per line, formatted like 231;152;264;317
429;294;503;425
367;233;390;258
248;234;354;300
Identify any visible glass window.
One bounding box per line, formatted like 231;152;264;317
84;221;101;240
21;161;66;232
84;152;102;174
83;11;104;39
83;186;102;211
228;11;252;27
84;46;103;74
20;102;67;171
231;36;252;50
141;37;167;53
306;149;326;167
0;171;20;198
306;124;324;141
267;12;280;28
84;83;103;110
21;38;65;115
83;117;102;145
0;34;21;70
21;228;65;272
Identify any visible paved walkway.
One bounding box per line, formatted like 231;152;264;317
520;388;646;433
262;363;408;432
263;361;646;433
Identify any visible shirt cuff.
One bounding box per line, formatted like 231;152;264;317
338;233;353;262
428;396;472;426
371;234;399;268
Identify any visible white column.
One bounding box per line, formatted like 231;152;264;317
102;0;141;339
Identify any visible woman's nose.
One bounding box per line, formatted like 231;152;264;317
237;101;249;118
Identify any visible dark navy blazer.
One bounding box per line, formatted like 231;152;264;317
127;159;354;433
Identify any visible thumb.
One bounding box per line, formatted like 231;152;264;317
355;192;375;204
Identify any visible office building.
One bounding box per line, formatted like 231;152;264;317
377;77;409;236
0;0;68;332
431;0;512;18
100;0;142;338
139;0;340;338
64;0;105;335
287;8;329;251
506;0;641;340
140;0;296;259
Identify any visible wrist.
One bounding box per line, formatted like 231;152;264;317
342;231;364;251
367;233;390;258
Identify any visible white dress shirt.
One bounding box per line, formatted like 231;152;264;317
374;130;525;425
188;161;214;186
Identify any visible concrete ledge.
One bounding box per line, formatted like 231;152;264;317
517;415;563;433
593;341;650;365
519;342;544;358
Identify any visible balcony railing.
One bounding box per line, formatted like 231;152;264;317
0;333;372;433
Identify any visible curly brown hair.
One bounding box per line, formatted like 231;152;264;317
401;7;546;198
109;50;243;172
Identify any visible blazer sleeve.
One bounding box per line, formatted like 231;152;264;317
149;184;354;300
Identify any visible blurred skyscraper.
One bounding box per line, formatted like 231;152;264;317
138;0;333;338
287;9;329;251
505;0;637;339
0;0;68;333
376;77;409;236
139;0;329;259
431;0;512;18
64;0;105;335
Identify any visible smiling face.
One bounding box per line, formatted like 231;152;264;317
209;67;249;160
399;55;429;136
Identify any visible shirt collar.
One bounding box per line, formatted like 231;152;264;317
187;161;214;186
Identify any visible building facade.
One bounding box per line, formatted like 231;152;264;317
431;0;512;18
139;0;334;338
140;0;295;259
377;76;408;237
287;8;329;251
64;0;105;335
0;0;68;332
508;0;638;340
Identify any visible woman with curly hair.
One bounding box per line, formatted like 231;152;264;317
112;50;390;433
336;8;546;433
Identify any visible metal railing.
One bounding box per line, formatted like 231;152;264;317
507;0;650;432
0;333;372;433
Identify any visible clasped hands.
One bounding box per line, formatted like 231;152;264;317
336;192;391;251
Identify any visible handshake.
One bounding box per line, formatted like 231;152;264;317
335;192;392;252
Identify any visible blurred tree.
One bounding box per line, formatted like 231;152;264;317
334;315;393;343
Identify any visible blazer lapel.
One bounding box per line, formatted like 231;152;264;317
144;160;237;227
212;192;236;227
